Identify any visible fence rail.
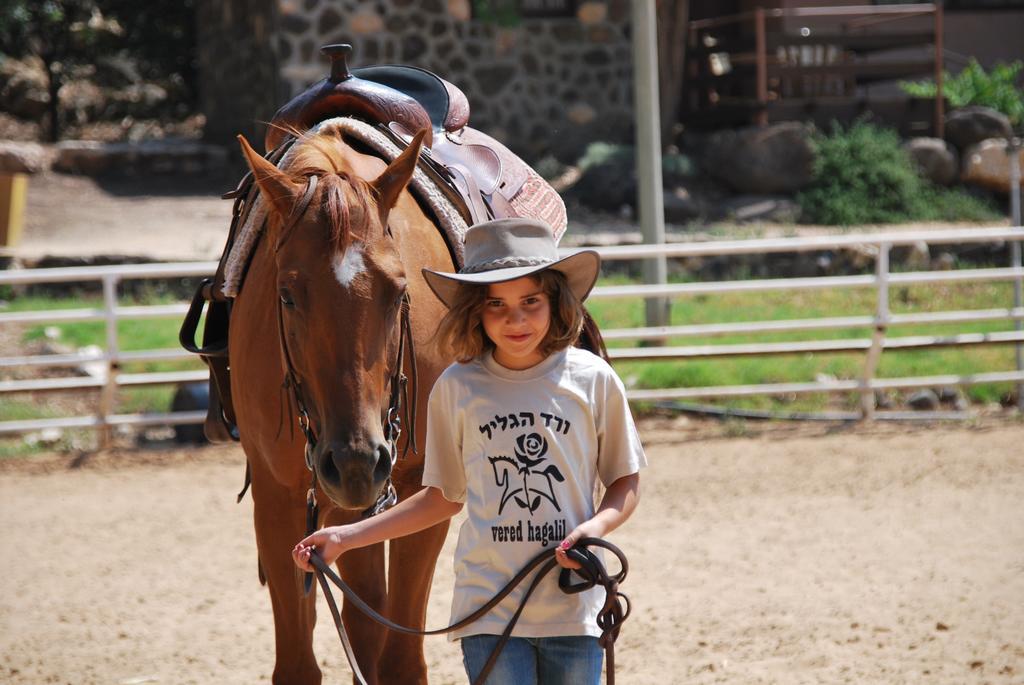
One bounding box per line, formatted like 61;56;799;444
1;226;1022;438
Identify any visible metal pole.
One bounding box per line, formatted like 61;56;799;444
861;244;891;419
99;274;120;448
631;0;669;333
934;3;944;138
1009;136;1022;408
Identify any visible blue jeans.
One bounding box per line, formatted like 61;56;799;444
460;634;603;685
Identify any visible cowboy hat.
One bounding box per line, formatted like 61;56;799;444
422;218;600;308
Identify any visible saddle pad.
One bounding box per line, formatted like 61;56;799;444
220;117;470;298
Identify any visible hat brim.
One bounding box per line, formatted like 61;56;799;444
422;250;600;309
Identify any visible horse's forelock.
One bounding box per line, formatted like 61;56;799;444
285;129;379;254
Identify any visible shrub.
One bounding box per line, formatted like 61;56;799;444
577;142;632;171
797;121;1000;225
901;59;1024;126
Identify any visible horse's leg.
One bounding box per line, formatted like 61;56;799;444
377;519;450;684
251;463;321;685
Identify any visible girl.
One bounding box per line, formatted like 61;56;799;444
294;217;646;684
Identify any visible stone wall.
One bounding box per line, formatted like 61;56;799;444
268;0;634;162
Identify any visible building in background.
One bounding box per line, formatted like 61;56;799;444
683;0;1024;135
197;0;634;163
196;0;1022;158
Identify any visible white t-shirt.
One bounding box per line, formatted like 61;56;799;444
422;346;647;640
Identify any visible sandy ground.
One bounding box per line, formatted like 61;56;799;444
14;171;235;262
1;417;1022;685
4;167;1022;684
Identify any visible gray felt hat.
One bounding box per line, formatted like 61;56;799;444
422;218;600;308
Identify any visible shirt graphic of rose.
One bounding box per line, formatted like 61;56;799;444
489;431;566;515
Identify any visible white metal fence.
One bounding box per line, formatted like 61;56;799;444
1;226;1022;438
585;225;1024;419
0;262;216;438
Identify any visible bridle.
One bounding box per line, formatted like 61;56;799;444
274;174;419;542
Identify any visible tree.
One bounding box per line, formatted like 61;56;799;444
0;0;118;141
94;0;198;111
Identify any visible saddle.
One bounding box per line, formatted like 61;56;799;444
181;44;570;444
267;44;565;233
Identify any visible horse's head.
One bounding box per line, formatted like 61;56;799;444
238;127;427;511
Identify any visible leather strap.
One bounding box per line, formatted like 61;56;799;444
309;537;629;685
178;138;298;446
446;163;493;226
271;176;419;587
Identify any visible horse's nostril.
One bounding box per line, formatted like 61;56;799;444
374;443;392;479
320;449;340;484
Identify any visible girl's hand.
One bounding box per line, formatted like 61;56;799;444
292;526;352;572
556;473;640;570
554;521;602;570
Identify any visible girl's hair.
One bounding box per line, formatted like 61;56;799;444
433;269;585;363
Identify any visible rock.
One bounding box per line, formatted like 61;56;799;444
0;141;46;174
662;151;697;187
664;185;701;222
566;103;597;126
53;140;117;175
108;82;169;118
577;1;607;23
932;252;957;270
447;0;471;21
59;79;105;122
903;240;931;270
24;427;64;448
76;344;107;380
548;110;634;165
902;137;958;186
719;194;801;223
838;244;878;271
562;144;636;211
944;106;1013;151
874;390;895;409
937;386;969;411
702;122;815;194
350;10;384;34
961;138;1024;193
53;139;227;176
907;389;940;411
0;56;49;119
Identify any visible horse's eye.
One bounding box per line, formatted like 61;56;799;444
279;287;295;307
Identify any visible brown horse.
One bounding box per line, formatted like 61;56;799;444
231;126;454;684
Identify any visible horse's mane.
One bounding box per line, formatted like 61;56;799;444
277;124;378;253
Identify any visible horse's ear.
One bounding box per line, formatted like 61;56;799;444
237;134;300;219
371;128;427;224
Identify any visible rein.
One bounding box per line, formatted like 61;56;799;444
309;537;631;685
274;174;419;585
